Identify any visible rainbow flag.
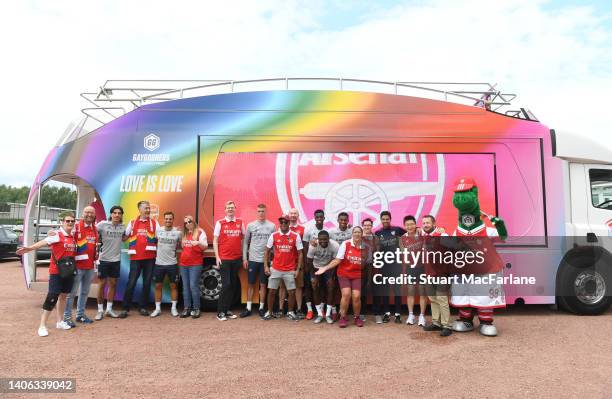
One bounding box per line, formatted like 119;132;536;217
128;236;137;255
145;231;157;251
75;238;89;261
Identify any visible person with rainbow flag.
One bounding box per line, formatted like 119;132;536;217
120;200;159;318
63;205;99;327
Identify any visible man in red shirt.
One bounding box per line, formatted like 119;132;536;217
63;205;98;326
262;214;304;321
213;200;245;321
279;208;310;318
120;200;159;317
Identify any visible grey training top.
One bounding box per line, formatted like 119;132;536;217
307;239;340;268
155;227;182;266
243;220;276;262
303;224;326;244
329;227;352;244
96;221;126;262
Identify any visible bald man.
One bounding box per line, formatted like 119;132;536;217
63;205;99;325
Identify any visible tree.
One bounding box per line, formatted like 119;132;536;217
0;184;76;210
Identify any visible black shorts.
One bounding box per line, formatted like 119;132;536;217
48;273;74;295
247;261;268;285
98;261;121;279
153;264;179;283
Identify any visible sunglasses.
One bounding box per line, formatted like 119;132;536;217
279;220;289;224
184;220;193;224
64;220;76;224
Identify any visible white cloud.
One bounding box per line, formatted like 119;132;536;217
1;0;610;186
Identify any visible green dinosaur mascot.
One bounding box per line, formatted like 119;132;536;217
450;177;507;337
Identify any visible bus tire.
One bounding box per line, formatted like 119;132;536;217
198;262;242;310
199;263;221;311
557;254;612;315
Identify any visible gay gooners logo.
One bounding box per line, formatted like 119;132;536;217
275;153;445;228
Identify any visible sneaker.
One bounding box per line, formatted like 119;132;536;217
338;316;348;328
382;313;390;323
314;315;324;324
440;327;453;337
240;309;252;318
150;309;161;318
306;310;314;320
262;312;273;321
354;316;364;327
37;326;49;337
296;310;306;320
171;308;179;317
191;309;201;319
406;314;415;325
423;323;443;331
180;309;191;318
226;311;238;319
258;308;266;318
394;314;402;324
76;315;94;324
375;315;383;324
95;311;104;321
287;312;299;321
273;311;283;318
217;312;227;321
118;310;129;318
56;321;72;330
418;314;426;326
359;314;366;321
325;315;334;324
106;310;120;318
138;308;150;316
63;319;76;328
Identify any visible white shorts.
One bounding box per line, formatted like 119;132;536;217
450;272;506;309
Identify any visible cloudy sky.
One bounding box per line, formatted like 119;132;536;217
1;0;611;186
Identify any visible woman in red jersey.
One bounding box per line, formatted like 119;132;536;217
18;213;78;337
316;226;365;328
179;215;208;318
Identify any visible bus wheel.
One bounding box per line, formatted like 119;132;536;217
558;257;611;315
199;265;221;311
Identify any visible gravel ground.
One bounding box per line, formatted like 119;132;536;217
1;259;611;399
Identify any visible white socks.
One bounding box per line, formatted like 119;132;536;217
259;302;265;310
98;304;104;312
155;302;161;311
326;305;333;317
246;301;252;311
106;302;113;312
316;304;324;316
306;302;313;312
171;301;177;311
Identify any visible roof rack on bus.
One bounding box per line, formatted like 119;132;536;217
65;78;529;145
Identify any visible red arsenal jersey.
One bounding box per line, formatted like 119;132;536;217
266;230;303;271
214;217;245;261
336;239;364;279
45;228;77;275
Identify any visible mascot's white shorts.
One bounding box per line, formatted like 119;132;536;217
450;272;506;309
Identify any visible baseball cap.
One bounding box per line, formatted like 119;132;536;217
278;214;290;221
454;177;476;192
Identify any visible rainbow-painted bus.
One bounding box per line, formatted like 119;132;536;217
22;79;612;314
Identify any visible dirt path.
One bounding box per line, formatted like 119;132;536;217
1;260;611;398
